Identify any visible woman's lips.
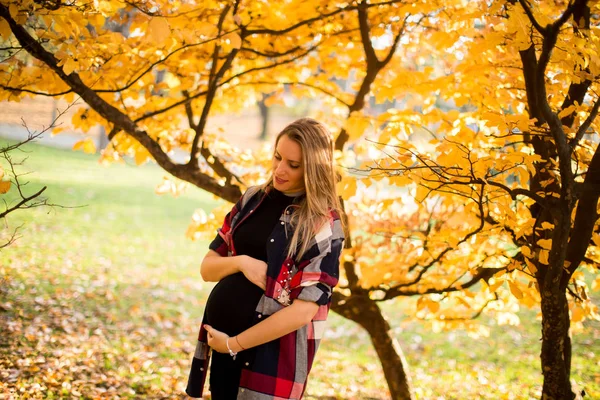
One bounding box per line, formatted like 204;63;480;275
275;177;287;184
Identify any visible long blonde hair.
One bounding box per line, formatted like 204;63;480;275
262;118;342;261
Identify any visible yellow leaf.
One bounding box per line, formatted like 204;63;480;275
416;297;427;311
488;278;504;292
337;176;357;200
97;0;121;15
571;306;584;323
72;138;96;154
0;180;10;194
537;238;552;250
428;299;440;313
456;296;471;309
148;17;171;45
62;58;78;75
196;22;217;37
9;4;18;19
389;174;413;187
52;126;67;135
415;184;431;203
0;19;11;39
592;233;600;247
134;149;150;165
345;112;371;141
87;13;106;29
0;165;4;180
541;222;554;230
539;249;549;265
558;105;577;119
524;257;538;274
508;280;523;299
521;246;532;258
226;32;242;49
164;73;181;89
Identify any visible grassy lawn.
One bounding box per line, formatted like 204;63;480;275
0;140;599;399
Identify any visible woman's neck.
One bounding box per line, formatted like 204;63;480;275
281;189;305;197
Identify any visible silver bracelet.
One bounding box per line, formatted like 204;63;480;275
226;337;237;360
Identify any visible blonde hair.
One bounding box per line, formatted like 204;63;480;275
262;118;342;261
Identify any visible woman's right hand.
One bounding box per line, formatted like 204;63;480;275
239;255;268;290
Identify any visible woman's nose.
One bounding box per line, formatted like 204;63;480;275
275;163;286;175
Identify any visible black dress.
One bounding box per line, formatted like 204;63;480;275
204;188;295;399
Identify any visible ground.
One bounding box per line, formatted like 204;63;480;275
0;136;599;400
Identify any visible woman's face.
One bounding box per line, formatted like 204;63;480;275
273;134;305;194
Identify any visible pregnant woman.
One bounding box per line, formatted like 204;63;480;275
186;118;345;399
186;118;344;400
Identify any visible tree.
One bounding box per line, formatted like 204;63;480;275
0;1;424;398
257;93;271;141
0;132;45;249
0;117;62;304
0;108;70;249
2;1;599;399
354;1;600;399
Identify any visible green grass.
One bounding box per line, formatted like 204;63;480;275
0;140;599;399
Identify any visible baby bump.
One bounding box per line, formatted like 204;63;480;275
204;272;264;336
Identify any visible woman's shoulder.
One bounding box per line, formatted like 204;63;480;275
314;209;344;242
328;208;342;221
243;185;264;198
239;185;265;208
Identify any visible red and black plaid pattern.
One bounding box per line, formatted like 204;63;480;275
186;186;344;399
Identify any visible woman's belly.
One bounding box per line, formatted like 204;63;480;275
204;272;264;336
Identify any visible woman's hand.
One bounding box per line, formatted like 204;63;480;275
204;325;229;354
239;255;267;290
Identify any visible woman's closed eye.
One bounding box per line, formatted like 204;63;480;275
275;154;300;169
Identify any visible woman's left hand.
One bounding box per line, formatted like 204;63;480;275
204;325;229;353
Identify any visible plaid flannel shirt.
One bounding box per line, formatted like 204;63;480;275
186;186;344;399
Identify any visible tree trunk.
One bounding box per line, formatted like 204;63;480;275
332;292;415;400
258;97;269;141
97;125;109;152
539;287;575;400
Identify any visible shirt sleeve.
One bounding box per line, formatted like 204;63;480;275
208;192;245;257
289;218;344;306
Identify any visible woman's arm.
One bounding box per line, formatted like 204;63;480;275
200;250;244;282
204;299;319;353
201;250;268;289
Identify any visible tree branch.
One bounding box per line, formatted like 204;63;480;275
378;188;489;292
0;3;242;203
357;2;379;67
334;4;412;151
570;95;600;149
0;186;46;219
183;92;243;186
135;41;321;125
0;84;73;97
0;225;22;250
241;80;351;107
240;45;304;58
380;14;410;66
96;30;237;95
190;3;233;164
382;266;505;299
566;143;600;277
559;0;592;130
244;1;402;36
517;0;548;36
